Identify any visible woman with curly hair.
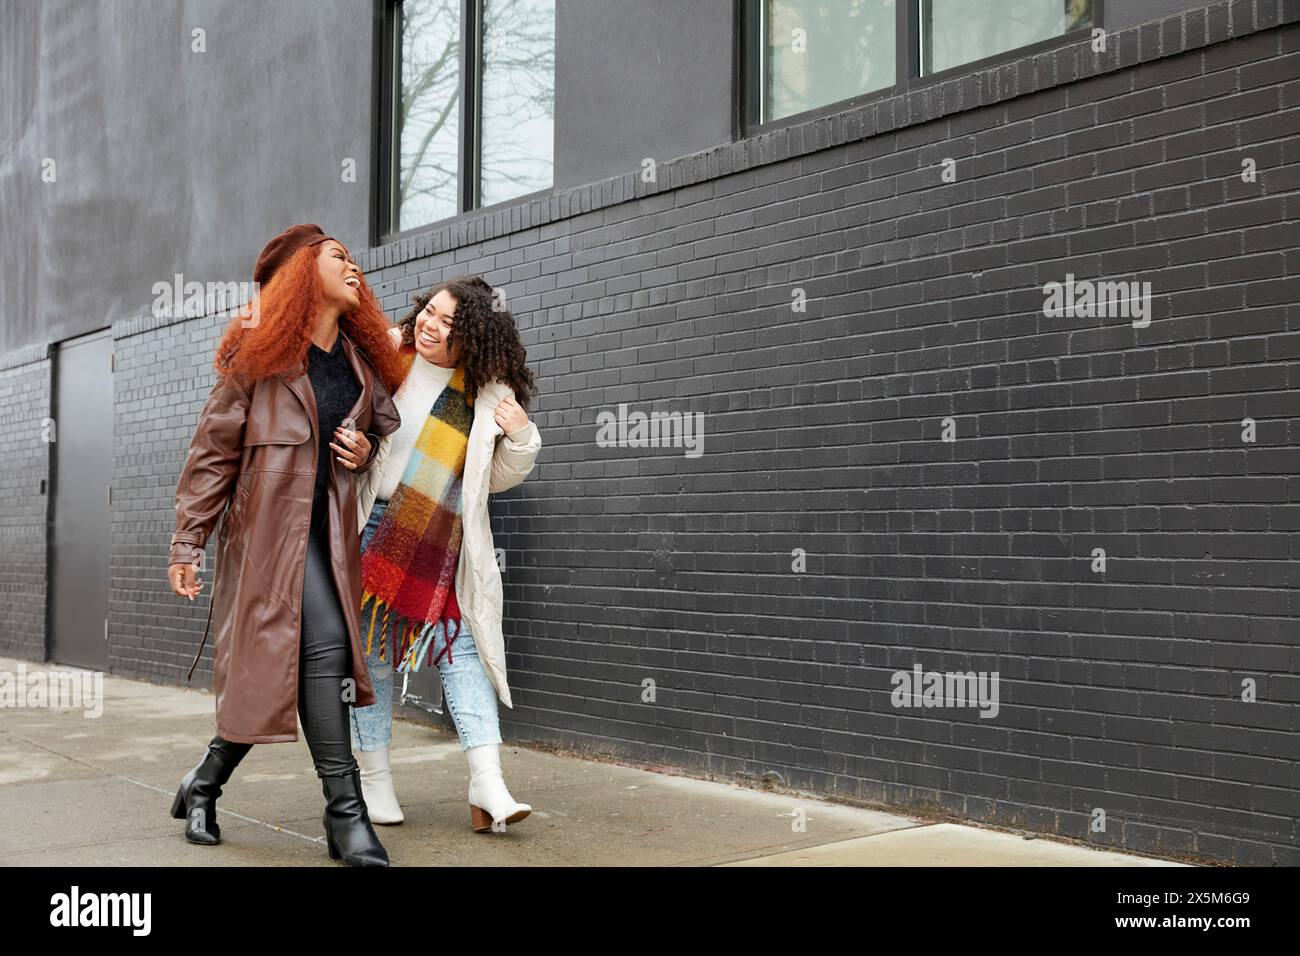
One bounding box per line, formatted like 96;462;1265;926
350;274;542;833
166;224;409;866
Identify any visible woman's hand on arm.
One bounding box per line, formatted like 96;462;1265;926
331;427;372;471
488;387;541;493
493;393;529;437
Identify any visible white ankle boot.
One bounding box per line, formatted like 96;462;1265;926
356;746;403;824
466;744;531;832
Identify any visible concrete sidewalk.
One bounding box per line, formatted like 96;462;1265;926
0;658;1183;867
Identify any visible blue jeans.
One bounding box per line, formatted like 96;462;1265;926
349;498;503;753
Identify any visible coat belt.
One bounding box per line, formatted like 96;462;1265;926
186;577;217;683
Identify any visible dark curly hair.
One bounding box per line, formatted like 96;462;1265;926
395;275;536;411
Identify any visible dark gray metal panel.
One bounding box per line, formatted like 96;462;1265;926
553;0;736;190
3;0;740;353
0;0;376;355
50;329;113;669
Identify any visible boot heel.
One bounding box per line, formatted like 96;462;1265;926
170;784;187;820
323;814;340;859
470;803;494;833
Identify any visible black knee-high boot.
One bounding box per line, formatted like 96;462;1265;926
300;517;389;867
171;734;252;845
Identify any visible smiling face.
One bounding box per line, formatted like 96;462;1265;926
413;289;462;367
317;240;362;311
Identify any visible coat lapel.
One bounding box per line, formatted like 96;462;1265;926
276;365;318;444
338;331;369;430
274;329;390;444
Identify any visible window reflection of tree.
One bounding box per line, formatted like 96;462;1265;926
481;0;555;207
399;0;555;228
400;0;460;228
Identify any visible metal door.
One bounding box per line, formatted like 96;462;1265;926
48;329;113;669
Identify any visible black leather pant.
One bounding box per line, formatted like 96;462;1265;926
208;513;359;778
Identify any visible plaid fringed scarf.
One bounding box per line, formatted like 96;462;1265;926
359;365;474;674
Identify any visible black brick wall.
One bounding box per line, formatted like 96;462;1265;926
3;0;1297;865
110;311;234;685
0;346;52;663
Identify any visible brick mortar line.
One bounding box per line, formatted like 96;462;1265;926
533;187;1300;266
511;707;1295;766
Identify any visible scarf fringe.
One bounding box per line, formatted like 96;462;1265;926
362;592;378;657
393;613;460;675
362;588;460;675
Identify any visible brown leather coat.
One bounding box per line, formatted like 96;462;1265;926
168;330;401;744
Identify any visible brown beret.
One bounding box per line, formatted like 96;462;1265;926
253;223;335;286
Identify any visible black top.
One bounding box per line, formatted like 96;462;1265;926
306;335;362;531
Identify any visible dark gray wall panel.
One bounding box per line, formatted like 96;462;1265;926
554;0;735;189
0;0;375;354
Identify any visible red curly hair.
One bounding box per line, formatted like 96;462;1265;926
211;243;407;396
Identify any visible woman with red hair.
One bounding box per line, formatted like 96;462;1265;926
165;224;408;866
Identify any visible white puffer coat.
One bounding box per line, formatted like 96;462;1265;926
354;331;541;708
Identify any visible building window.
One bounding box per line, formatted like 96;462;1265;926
377;0;555;241
480;0;556;208
752;0;898;126
391;0;462;231
920;0;1094;76
745;0;1097;130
